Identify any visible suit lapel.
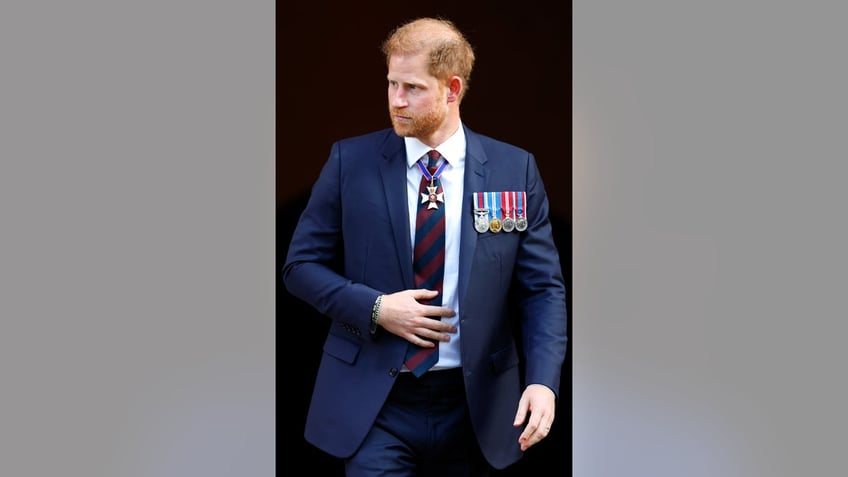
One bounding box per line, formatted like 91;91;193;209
378;127;489;299
458;128;488;308
379;135;415;290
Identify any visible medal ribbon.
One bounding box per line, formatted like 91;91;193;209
502;191;511;220
517;191;525;220
416;158;448;184
488;192;500;221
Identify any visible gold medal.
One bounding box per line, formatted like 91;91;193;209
489;218;502;233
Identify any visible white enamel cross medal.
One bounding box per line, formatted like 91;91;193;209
417;154;447;210
421;182;444;209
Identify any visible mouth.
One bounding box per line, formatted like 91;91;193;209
391;111;411;121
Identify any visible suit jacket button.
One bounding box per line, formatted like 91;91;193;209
389;368;399;376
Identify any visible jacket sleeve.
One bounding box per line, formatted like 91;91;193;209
282;142;381;331
513;152;569;397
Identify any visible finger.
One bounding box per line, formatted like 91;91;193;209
415;328;452;343
408;335;437;347
417;313;457;332
407;324;446;345
516;409;551;448
427;305;456;318
534;420;551;436
411;288;440;300
518;424;550;451
513;395;529;427
518;431;536;451
431;317;457;333
530;416;552;436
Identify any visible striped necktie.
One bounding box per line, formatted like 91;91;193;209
404;150;446;376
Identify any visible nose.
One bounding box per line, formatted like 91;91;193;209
389;88;407;108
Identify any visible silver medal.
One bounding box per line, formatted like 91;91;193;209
515;216;528;232
474;208;490;233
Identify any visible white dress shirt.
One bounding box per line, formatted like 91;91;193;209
404;127;466;370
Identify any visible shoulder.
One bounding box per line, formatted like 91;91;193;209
464;125;533;163
322;128;403;175
334;128;400;153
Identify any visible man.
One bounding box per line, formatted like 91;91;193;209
283;17;568;476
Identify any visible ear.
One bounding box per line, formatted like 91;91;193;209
446;76;463;103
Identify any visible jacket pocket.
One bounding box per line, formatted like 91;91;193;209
490;343;520;374
323;332;361;365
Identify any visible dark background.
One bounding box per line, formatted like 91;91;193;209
278;3;571;474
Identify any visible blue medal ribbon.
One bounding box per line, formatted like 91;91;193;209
416;158;448;184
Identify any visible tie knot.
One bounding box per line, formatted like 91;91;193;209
427;150;441;169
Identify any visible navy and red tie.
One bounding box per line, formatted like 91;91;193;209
404;150;446;376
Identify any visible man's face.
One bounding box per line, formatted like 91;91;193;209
386;53;448;139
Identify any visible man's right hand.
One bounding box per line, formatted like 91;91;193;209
376;289;456;346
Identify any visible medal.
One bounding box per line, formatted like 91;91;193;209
501;191;515;232
515;216;528;232
421;184;444;210
515;191;528;231
474;208;490;233
416;157;448;210
487;191;502;233
473;193;490;233
515;191;527;232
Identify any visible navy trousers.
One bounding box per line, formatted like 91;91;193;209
345;368;490;477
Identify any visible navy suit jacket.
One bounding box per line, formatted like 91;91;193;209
283;124;568;470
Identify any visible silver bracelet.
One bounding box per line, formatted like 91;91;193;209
370;295;383;334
